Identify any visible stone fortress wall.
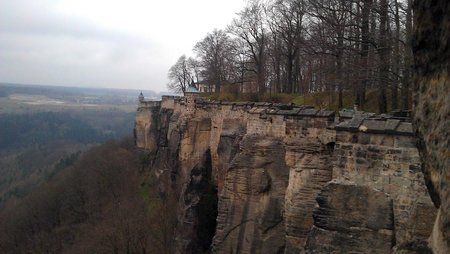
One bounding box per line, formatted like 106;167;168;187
135;94;436;253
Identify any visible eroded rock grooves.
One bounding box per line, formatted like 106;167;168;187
305;182;395;253
413;0;449;252
135;96;436;253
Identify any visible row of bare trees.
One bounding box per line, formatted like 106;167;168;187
168;0;413;112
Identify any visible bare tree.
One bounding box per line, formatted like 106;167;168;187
356;0;373;109
378;0;389;113
402;0;412;110
391;0;400;110
307;0;354;108
229;0;267;95
193;30;236;93
167;55;192;94
267;0;306;94
187;57;201;83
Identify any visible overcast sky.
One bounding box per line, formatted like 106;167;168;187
0;0;246;92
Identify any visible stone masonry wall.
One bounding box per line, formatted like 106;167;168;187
333;116;436;247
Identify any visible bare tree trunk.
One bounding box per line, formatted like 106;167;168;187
294;53;299;94
354;1;362;107
369;0;377;92
378;0;389;113
276;54;281;93
215;70;221;93
286;53;294;94
391;0;400;110
257;58;266;95
358;0;372;109
402;0;412;110
337;32;344;109
273;34;282;93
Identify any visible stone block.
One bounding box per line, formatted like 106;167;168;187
277;108;301;115
298;108;318;116
361;119;386;133
249;108;266;114
316;110;335;118
385;119;401;133
395;122;414;136
339;110;355;119
266;108;280;114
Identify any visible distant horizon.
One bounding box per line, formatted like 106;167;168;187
0;81;171;94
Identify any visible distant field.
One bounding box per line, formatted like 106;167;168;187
0;95;136;114
0;82;163;114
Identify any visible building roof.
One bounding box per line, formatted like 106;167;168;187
185;84;199;93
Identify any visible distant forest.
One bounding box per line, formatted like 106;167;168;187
0;112;110;150
168;0;413;113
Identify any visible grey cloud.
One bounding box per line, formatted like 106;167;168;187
0;0;167;91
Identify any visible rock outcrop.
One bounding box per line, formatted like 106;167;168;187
135;95;437;253
413;0;449;253
305;181;395;253
212;135;289;253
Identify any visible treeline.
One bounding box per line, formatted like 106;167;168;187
0;138;177;254
168;0;413;112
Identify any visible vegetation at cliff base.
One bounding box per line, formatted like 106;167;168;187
0;138;177;254
0;110;135;208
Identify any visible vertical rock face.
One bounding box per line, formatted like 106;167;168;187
413;1;450;253
175;150;217;254
333;120;436;246
135;96;437;253
212;135;289;253
135;101;162;151
215;119;247;193
283;137;334;253
305;181;395;253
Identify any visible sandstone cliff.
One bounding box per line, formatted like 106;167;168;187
135;95;436;253
413;0;449;253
